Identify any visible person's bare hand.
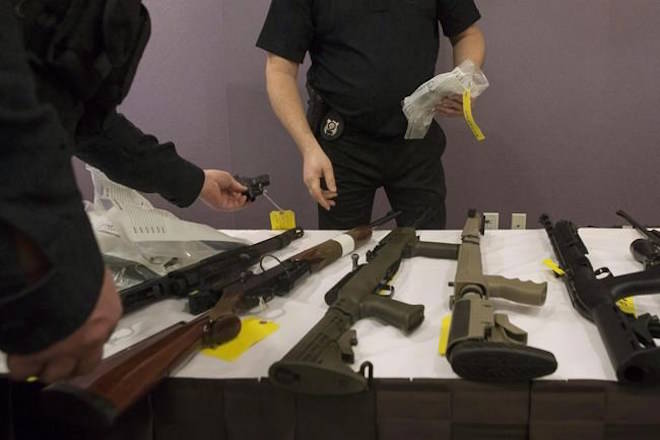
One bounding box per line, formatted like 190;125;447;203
302;144;337;210
7;269;122;383
199;169;248;211
434;93;474;117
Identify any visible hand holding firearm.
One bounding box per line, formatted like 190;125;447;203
41;213;397;428
446;210;557;381
269;226;458;395
541;213;660;383
235;174;270;202
616;210;660;269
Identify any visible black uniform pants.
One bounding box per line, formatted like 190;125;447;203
317;123;447;230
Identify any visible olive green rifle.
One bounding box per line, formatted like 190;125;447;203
269;226;458;394
446;210;557;381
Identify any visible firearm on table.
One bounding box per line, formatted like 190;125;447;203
616;210;660;269
120;227;304;313
41;213;398;428
540;214;660;383
269;226;459;395
446;210;557;381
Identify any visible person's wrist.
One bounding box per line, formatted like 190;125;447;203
298;134;321;156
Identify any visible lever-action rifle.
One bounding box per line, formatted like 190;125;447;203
446;210;557;381
120;227;304;313
269;226;458;395
540;214;660;383
616;210;660;269
42;213;398;428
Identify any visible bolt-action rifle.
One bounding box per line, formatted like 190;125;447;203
616;210;660;269
42;213;398;428
540;214;660;383
446;210;557;381
269;226;458;395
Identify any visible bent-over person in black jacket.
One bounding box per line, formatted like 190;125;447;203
0;0;248;383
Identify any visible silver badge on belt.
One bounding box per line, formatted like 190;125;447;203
320;110;344;141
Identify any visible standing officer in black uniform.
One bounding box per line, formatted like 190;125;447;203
257;0;485;229
1;0;249;382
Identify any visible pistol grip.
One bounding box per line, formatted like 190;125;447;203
360;295;425;332
448;341;557;381
484;275;547;306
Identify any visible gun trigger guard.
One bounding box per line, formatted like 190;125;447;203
594;267;613;279
375;283;395;297
359;361;374;386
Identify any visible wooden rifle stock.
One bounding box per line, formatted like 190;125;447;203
41;218;388;428
42;311;240;429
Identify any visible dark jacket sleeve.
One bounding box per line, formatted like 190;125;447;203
0;1;104;354
75;111;205;208
438;0;481;38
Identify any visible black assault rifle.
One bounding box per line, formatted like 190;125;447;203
540;214;660;383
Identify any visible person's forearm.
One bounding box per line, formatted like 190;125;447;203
265;57;319;156
451;25;486;68
75;112;204;207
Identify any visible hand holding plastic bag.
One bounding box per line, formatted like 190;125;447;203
402;59;489;139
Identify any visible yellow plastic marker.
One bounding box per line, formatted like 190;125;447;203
263;190;296;230
543;259;566;277
616;297;636;316
438;314;452;356
462;89;485;141
202;316;279;362
270;210;296;230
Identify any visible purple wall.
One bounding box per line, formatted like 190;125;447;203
74;0;660;229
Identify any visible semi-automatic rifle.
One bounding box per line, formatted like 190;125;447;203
269;226;458;395
616;210;660;269
120;227;303;313
446;210;557;381
540;214;660;383
42;213;398;428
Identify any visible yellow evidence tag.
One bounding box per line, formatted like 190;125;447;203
462;89;485;141
438;314;452;356
201;316;279;362
616;297;636;316
543;259;566;277
270;210;296;230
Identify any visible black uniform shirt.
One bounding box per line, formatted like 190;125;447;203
0;0;204;355
257;0;481;138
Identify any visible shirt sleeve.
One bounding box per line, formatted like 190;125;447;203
75;112;205;208
0;0;104;355
256;0;314;63
438;0;481;38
